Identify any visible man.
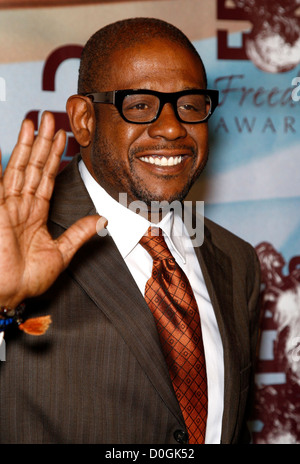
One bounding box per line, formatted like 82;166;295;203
0;18;261;444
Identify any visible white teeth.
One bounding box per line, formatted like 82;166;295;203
140;156;183;166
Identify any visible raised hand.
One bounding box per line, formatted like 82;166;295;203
0;111;106;310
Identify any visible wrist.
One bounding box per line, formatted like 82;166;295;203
0;303;25;317
0;303;25;332
0;295;25;310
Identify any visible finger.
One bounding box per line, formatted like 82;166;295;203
35;129;66;201
56;215;108;268
22;111;57;195
3;118;35;195
7;118;35;169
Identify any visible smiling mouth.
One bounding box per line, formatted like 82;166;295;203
139;155;184;166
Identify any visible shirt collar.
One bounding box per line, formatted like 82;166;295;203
79;160;186;264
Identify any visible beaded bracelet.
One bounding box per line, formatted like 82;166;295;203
0;303;51;336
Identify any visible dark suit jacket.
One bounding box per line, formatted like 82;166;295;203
0;156;261;444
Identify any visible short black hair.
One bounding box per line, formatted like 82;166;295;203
78;17;207;94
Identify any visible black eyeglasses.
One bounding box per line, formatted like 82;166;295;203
83;89;219;124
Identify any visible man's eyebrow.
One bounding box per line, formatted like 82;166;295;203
182;86;206;90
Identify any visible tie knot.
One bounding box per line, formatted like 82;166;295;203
140;227;173;261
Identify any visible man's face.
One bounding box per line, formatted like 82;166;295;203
86;39;209;206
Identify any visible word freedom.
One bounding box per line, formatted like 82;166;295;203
96;194;205;247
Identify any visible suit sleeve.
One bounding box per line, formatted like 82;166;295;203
241;245;262;443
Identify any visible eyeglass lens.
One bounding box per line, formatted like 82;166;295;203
122;93;212;123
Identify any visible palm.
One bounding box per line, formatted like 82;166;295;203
0;112;105;308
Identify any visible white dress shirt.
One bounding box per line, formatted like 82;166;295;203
79;159;224;443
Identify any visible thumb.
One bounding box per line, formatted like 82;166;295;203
56;215;108;267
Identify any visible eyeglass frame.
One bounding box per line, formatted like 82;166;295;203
82;88;219;124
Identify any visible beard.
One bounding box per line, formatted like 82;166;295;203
90;127;208;206
128;144;208;205
127;162;206;205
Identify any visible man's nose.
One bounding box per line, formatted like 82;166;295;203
147;103;187;140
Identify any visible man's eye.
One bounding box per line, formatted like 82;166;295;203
179;104;198;111
124;101;151;113
131;103;149;110
123;94;157;112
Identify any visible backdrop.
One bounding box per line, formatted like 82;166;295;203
0;0;299;444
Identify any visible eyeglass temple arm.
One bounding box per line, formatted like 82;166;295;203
85;91;115;104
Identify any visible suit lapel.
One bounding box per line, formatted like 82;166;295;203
195;226;240;444
70;233;184;424
50;156;184;426
51;157;241;441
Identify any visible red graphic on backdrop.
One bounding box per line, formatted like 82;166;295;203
25;45;83;170
252;242;300;443
217;0;300;73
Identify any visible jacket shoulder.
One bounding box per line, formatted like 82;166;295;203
203;216;259;267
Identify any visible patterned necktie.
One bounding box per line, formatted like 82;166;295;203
140;227;207;444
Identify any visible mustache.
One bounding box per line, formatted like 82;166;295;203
129;144;197;157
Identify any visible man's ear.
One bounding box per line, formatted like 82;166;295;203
66;95;95;147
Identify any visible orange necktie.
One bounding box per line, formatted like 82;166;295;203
140;227;207;444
